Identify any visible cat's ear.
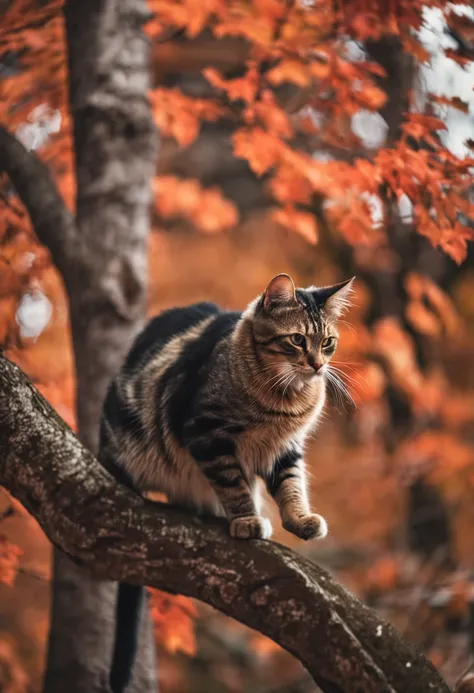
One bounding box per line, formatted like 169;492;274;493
263;274;297;311
312;277;355;319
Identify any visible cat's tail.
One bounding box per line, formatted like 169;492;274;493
110;582;144;693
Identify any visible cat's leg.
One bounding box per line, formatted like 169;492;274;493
266;448;327;540
188;438;272;539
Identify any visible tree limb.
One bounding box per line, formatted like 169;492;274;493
0;353;451;693
0;125;77;278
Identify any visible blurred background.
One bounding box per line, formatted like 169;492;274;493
1;0;474;692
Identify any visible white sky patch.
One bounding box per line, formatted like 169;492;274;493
16;291;52;339
418;6;474;158
347;6;474;158
16;104;61;151
352;111;388;150
363;192;383;226
398;194;414;224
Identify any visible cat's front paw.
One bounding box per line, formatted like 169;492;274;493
230;515;273;540
283;513;328;541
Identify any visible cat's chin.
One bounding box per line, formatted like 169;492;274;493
290;373;320;393
291;378;306;393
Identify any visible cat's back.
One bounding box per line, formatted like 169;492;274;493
99;301;241;498
123;302;222;373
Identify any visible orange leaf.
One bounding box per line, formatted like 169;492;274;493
406;301;441;337
405;272;461;336
273;206;318;244
204;65;260;104
430;94;469;114
366;556;399;592
267;60;312;87
149;589;198;655
250;91;293;138
403;34;430;63
155;176;238;232
232;127;282;175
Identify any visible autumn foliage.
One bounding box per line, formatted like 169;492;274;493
1;0;474;691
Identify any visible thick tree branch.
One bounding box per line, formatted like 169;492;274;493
0;125;77;278
0;353;451;693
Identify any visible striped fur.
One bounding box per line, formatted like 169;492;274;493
100;274;354;539
101;274;354;693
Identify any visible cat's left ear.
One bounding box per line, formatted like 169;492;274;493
263;274;297;311
312;277;355;319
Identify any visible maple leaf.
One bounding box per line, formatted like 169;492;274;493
269;165;313;205
405;272;461;336
214;13;274;47
204;64;260;104
406;300;441;337
232;127;282;175
149;589;198;655
440;225;472;265
429;94;469;114
401;113;447;140
150;0;222;37
150;88;223;148
366;556;399;592
273;205;318;244
403;34;430;63
267;59;312;87
357;83;387;111
155;176;239;232
444;48;472;67
249;90;293;138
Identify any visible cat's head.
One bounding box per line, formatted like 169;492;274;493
251;273;354;393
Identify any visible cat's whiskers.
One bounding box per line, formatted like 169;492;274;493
324;369;344;410
326;366;355;398
269;369;296;394
338;319;356;334
324;366;356;410
250;366;293;402
327;365;360;388
281;371;298;401
329;364;369;394
330;359;362;370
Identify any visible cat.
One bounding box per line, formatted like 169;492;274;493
98;273;354;693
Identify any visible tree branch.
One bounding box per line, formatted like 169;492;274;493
0;353;451;693
0;125;77;278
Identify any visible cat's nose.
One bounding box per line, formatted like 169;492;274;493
307;355;323;373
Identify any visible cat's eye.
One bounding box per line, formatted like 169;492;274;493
290;333;305;347
322;336;336;351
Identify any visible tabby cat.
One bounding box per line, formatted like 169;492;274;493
99;273;354;693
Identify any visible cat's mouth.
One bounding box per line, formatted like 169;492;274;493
299;364;326;382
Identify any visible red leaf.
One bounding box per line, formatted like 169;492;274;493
273;206;318;244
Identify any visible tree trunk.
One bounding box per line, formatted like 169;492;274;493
44;1;159;691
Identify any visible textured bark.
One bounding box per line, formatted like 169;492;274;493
0;353;451;693
42;1;159;691
64;0;158;450
0;125;76;278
